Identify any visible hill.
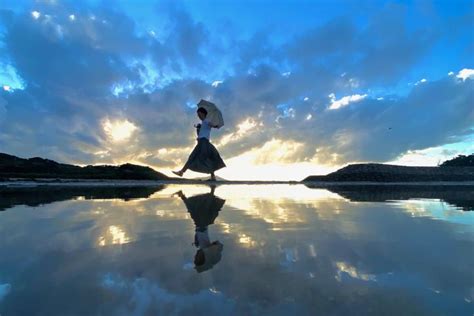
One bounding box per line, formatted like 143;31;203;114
0;153;169;180
303;163;474;182
440;154;474;167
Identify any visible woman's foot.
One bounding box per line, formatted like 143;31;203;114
172;190;185;198
172;170;184;177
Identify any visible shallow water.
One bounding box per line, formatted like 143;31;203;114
0;184;473;315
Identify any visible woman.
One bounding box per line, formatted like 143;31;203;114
173;107;226;181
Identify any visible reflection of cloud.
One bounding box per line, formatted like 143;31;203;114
281;248;299;267
1;184;473;315
391;199;474;226
238;233;257;247
335;262;376;282
157;184;348;225
0;283;11;301
98;225;131;247
158;184;344;201
101;274;235;315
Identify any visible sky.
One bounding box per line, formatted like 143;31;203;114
0;0;473;181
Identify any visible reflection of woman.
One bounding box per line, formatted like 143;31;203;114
174;186;225;273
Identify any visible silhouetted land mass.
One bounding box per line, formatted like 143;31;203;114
305;184;474;211
0;153;169;180
0;185;165;211
2;152;474;183
304;163;474;182
440;154;474;167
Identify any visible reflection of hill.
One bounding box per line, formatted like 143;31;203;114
306;184;474;211
0;185;165;211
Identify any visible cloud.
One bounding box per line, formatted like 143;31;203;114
102;118;138;142
457;68;474;81
414;78;427;86
0;3;215;167
212;80;223;87
328;93;367;110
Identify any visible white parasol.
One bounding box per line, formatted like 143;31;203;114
197;99;224;128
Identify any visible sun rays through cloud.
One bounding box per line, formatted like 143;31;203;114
102;118;138;143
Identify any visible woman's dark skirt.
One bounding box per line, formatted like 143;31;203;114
184;138;226;174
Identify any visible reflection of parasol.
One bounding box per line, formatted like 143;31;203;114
197;99;224;128
195;241;224;273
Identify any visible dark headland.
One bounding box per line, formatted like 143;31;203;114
303;161;474;182
0;153;169;181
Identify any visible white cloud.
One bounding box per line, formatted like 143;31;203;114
218;118;259;146
414;78;427;85
448;71;454;76
69;14;76;21
328;93;367;110
282;71;291;77
306;114;312;120
3;85;10;91
303;97;309;101
211;80;223;87
31;11;41;19
348;78;359;88
456;68;474;81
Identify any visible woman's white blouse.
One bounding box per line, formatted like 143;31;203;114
198;119;212;140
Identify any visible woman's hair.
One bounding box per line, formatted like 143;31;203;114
197;107;208;116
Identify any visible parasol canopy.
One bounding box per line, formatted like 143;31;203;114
197;99;224;128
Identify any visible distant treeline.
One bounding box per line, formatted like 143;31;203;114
440;154;474;167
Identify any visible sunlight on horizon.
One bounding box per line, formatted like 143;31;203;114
159;160;337;181
159;138;338;181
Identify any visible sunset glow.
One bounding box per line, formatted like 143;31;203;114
102;118;138;143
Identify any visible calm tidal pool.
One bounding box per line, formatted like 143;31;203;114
0;184;473;315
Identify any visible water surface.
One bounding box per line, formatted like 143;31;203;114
0;184;473;315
